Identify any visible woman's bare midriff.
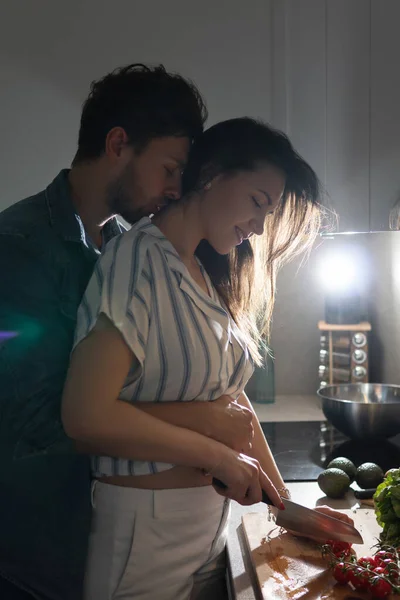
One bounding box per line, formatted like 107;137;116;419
97;465;213;489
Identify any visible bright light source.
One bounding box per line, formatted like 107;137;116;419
318;252;357;293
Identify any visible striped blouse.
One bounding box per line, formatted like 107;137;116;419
74;217;254;476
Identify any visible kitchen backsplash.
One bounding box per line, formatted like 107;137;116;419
271;232;400;395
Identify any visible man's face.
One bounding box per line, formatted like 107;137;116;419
106;136;190;224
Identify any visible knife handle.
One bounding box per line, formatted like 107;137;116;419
354;488;376;500
212;477;273;505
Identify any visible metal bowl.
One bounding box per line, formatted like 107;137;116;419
317;383;400;439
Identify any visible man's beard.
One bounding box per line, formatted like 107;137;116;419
106;169;164;225
106;177;146;225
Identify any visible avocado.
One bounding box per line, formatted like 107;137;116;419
318;468;351;499
327;457;357;483
356;462;384;489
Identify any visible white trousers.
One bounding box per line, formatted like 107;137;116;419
84;482;231;600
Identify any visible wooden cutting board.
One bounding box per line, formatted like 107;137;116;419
242;507;385;600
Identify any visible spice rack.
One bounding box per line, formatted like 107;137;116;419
318;321;371;387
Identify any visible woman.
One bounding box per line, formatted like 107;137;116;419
62;118;349;600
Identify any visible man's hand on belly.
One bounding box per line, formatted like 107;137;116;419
135;395;254;453
205;395;254;452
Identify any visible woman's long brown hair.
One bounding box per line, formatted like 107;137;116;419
183;118;323;365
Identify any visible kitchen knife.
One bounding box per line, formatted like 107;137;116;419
212;478;363;545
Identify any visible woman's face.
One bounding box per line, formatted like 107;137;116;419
200;164;285;255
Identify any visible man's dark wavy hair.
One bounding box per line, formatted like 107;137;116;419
73;63;207;163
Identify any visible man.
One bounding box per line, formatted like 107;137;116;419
0;64;253;599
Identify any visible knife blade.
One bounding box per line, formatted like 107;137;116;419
212;478;363;545
275;496;363;544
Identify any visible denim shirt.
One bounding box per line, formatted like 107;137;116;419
0;170;123;599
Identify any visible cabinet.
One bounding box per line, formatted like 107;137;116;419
271;0;400;233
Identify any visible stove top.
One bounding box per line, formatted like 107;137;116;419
261;421;400;482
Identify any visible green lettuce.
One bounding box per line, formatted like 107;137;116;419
374;468;400;546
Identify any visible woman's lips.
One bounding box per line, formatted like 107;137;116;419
235;226;244;244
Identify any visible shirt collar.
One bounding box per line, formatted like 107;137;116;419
45;169;124;245
135;217;230;326
134;217;188;275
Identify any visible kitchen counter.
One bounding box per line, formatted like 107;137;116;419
226;482;376;600
252;395;324;423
